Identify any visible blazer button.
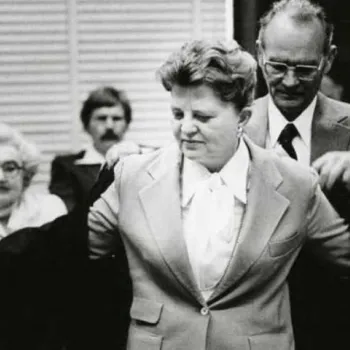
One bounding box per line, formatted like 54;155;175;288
200;307;209;316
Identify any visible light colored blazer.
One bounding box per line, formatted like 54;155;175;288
245;93;350;163
89;138;350;350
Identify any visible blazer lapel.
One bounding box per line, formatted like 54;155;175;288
209;141;290;300
311;93;350;162
138;144;202;301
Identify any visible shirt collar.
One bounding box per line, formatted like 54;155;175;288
74;144;105;165
182;139;250;207
268;95;316;149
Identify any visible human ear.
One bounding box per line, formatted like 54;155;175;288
323;45;337;75
238;108;252;127
22;170;34;189
255;40;264;68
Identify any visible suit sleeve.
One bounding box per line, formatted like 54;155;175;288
303;173;350;273
88;161;123;259
49;157;76;212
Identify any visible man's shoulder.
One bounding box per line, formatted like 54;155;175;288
317;93;350;121
116;143;179;180
253;95;269;106
52;151;86;165
251;93;350;115
51;150;102;183
274;153;317;183
121;145;171;169
250;95;268;115
247;139;317;187
248;95;269;125
244;96;269;146
320;93;350;110
266;149;319;197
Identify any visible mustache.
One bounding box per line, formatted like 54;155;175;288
100;129;120;141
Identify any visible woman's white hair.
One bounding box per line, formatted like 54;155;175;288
0;123;41;187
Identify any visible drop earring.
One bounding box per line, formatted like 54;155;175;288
237;124;243;138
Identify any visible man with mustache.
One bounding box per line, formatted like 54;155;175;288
49;86;142;212
245;0;350;349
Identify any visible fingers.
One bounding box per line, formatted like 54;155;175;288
117;141;141;157
105;147;120;169
321;161;344;190
312;153;332;188
105;142;141;169
312;151;350;190
342;168;350;191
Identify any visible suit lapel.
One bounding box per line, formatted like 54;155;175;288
247;93;350;163
209;141;289;300
311;93;350;162
138;145;203;302
138;141;291;302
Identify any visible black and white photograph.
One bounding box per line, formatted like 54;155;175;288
0;1;349;349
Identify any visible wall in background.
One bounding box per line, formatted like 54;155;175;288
0;0;229;191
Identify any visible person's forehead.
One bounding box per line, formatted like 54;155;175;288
263;14;325;56
0;144;21;162
171;84;223;107
91;104;125;117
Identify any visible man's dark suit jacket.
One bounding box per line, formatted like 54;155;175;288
49;151;101;212
246;93;350;350
50;145;158;212
0;165;132;350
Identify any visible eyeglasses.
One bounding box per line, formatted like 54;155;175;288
262;54;324;82
0;161;23;179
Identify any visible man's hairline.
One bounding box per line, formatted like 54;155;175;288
257;13;331;55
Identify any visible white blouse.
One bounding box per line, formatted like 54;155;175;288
0;190;67;239
181;140;250;300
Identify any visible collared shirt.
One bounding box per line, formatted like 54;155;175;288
0;190;67;239
182;140;249;300
74;144;105;165
266;95;317;166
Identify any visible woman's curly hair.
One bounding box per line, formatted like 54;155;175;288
0;123;41;188
156;39;257;112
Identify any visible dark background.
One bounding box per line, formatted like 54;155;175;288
234;0;350;101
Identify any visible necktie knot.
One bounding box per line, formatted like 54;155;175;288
278;123;299;143
277;123;299;160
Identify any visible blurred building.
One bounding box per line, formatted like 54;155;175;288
0;0;232;191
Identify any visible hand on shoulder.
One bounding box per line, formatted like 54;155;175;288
312;151;350;191
105;141;141;169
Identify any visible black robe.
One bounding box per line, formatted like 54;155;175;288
0;165;132;350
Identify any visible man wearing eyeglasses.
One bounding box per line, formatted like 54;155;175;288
245;1;350;349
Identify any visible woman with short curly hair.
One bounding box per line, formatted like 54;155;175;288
0;123;67;238
88;39;350;350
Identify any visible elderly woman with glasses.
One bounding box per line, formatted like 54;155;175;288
0;123;67;238
87;40;350;350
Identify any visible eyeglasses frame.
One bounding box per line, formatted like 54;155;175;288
261;51;325;82
0;161;24;180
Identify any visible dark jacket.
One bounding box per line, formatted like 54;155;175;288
246;93;350;350
0;164;132;350
49;151;101;212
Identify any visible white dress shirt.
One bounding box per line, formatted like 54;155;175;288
74;144;105;165
182;139;249;300
266;96;317;166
